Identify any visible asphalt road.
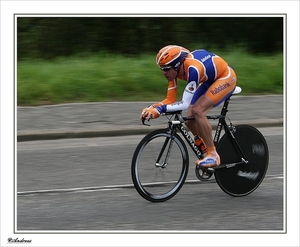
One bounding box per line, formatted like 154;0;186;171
17;127;284;232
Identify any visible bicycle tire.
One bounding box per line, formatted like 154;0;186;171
131;129;189;202
215;125;269;197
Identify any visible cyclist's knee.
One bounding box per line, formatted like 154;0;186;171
191;95;214;117
191;105;207;119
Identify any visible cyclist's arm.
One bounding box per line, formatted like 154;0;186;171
155;80;197;113
150;80;177;107
140;80;177;118
165;80;196;112
161;79;177;105
161;62;201;112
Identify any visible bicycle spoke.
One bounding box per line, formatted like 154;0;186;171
131;129;189;202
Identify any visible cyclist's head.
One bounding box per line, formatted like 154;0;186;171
156;45;190;71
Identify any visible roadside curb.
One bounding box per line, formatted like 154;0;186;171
17;118;283;142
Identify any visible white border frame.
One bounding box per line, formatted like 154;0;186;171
1;1;299;247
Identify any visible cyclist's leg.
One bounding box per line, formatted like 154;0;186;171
185;83;209;137
186;82;217;167
191;94;219;168
193;67;237;168
189;95;214;147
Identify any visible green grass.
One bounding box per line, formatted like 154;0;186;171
17;51;283;105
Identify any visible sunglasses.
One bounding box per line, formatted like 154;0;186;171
159;66;172;71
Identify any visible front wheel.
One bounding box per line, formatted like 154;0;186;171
215;125;269;197
131;129;189;202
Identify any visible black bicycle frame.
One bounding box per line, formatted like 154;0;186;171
169;96;249;170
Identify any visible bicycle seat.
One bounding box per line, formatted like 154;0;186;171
232;86;242;95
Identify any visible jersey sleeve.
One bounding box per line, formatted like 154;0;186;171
155;79;196;113
160;79;178;105
165;80;197;112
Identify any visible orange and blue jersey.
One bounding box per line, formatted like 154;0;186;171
181;49;229;85
157;49;237;113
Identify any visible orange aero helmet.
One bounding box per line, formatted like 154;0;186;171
156;45;190;69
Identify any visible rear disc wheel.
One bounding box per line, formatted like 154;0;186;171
215;125;269;196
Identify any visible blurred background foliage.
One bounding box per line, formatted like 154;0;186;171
17;16;283;60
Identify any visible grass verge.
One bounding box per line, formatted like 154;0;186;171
17;50;283;105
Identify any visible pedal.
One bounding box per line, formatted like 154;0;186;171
195;165;215;172
195;166;214;181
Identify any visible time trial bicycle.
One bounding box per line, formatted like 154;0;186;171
131;86;269;202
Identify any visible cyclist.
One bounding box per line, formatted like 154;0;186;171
140;45;237;168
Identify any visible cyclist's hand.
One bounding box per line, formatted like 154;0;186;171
140;106;153;120
140;102;164;119
143;107;161;120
